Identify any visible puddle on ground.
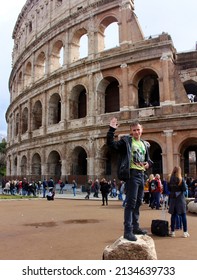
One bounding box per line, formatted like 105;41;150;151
63;219;99;224
24;221;57;227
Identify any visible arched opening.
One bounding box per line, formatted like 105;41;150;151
50;40;64;72
104;22;119;50
70;28;88;62
138;74;159;108
24;61;32;87
35;51;46;80
14;157;17;176
21;107;28;134
70;85;87;119
47;151;61;181
15;113;19;136
18;71;23;94
105;78;120;113
71;147;87;175
184;80;197;102
97;76;120;114
98;16;119;52
32;153;41;178
32;100;42;130
148;141;163;176
180;138;197;178
79;34;88;58
21;155;27;176
48;93;61;125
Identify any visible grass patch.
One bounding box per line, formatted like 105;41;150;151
0;194;38;199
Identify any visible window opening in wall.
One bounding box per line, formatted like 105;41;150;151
32;153;41;177
47;151;61;181
21;156;27;176
105;80;120;113
184;146;197;178
78;89;86;118
35;52;46;80
32;101;42;130
21;108;28;134
72;147;87;175
48;93;61;125
184;80;197;103
15;113;19;136
138;75;159;108
25;62;32;87
59;46;64;66
29;21;32;33
79;34;88;58
104;22;119;50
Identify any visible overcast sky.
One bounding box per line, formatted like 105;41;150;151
0;0;196;137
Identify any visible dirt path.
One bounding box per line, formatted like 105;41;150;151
0;198;196;260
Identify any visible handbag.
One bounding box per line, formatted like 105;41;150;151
151;219;169;236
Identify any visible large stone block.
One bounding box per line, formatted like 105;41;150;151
188;201;197;214
103;235;157;260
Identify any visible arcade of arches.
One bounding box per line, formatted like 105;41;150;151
6;0;197;184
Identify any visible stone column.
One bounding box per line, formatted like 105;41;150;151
120;63;129;110
160;52;173;104
163;130;174;175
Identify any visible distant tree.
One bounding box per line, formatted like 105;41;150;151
0;140;6;176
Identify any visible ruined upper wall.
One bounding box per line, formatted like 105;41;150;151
12;0;136;65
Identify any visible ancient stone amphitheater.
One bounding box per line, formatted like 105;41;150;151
6;0;197;183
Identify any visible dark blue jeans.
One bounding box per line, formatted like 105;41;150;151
124;169;144;234
171;213;187;232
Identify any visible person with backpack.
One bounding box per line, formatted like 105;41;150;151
150;174;162;209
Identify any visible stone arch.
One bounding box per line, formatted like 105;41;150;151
70;84;87;119
32;100;42;130
48;93;61;125
35;51;46;80
50;40;64;72
183;80;197;102
132;68;160;108
47;150;61;180
24;61;32;87
21;107;28;134
97;76;120;114
21;155;27;176
70;27;88;62
98;15;119;52
180;138;197;178
31;153;41;178
71;146;87;175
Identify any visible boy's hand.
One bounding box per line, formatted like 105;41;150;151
110;117;118;129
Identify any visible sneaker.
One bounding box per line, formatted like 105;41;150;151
170;231;175;237
183;232;190;238
123;233;137;241
133;228;147;235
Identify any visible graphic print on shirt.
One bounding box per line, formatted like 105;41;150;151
130;138;145;169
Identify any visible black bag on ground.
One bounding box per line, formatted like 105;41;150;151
151;219;169;236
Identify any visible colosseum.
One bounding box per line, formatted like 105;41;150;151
6;0;197;184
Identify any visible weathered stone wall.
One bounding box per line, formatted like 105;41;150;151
6;0;197;182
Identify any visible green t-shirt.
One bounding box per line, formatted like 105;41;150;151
130;138;146;170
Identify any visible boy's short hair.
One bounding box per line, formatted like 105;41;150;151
130;120;142;128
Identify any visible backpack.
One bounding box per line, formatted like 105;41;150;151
150;179;158;191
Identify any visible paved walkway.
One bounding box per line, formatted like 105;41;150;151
0;192;197;260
